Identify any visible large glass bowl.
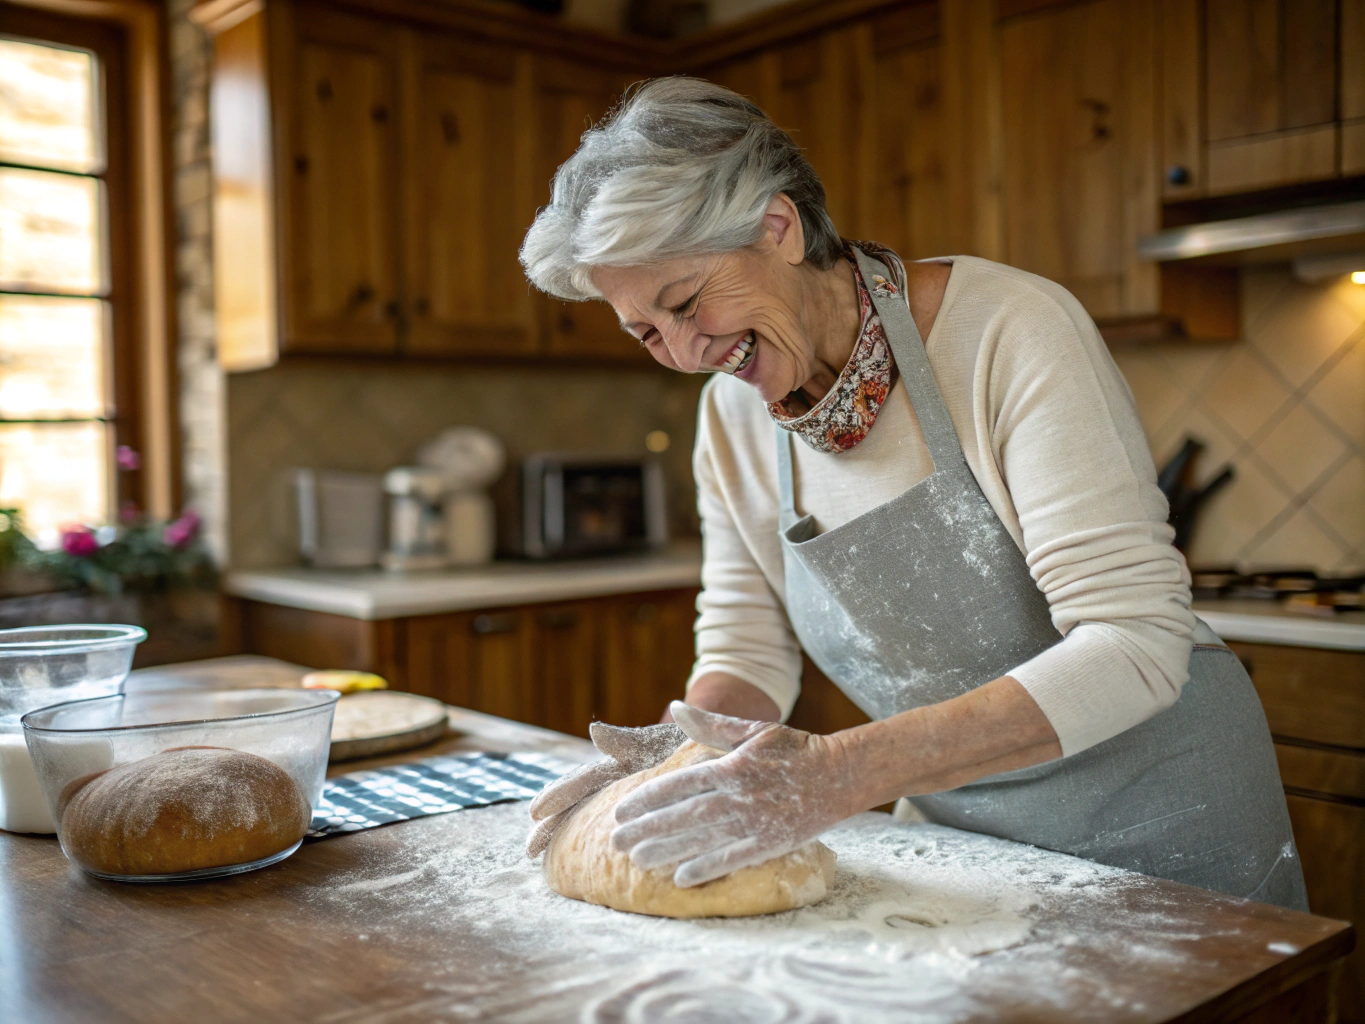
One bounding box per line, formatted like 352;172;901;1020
22;688;338;881
0;624;146;833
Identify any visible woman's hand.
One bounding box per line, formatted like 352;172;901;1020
526;721;686;857
610;702;857;887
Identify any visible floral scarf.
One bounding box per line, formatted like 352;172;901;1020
767;243;906;454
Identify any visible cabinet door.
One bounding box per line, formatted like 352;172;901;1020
534;58;646;362
402;37;537;357
281;5;401;353
999;0;1158;321
1285;794;1365;1024
404;610;536;722
533;601;600;738
1343;0;1365;175
1204;0;1339;194
600;589;698;727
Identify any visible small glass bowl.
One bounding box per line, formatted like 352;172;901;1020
0;624;147;726
0;624;146;834
22;688;338;882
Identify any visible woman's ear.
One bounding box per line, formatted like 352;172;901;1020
761;193;806;265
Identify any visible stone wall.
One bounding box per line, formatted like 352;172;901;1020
167;0;226;561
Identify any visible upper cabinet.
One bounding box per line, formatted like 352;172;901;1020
200;0;1364;364
401;37;537;357
1161;0;1360;199
1343;0;1365;175
198;0;640;370
283;5;402;354
999;0;1159;322
534;58;647;362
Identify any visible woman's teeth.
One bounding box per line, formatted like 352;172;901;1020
720;334;756;374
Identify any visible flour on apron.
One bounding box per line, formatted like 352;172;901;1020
776;246;1307;911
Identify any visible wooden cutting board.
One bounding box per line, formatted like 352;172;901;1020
329;691;450;762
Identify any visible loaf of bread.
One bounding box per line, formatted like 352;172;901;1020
60;746;311;877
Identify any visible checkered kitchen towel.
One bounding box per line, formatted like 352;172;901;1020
307;751;578;838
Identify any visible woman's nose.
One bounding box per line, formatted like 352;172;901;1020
660;324;709;373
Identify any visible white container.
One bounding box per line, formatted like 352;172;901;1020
0;624;146;833
444;491;496;566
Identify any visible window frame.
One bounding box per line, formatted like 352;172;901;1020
1;0;177;524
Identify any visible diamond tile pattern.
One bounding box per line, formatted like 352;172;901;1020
226;362;707;568
1119;271;1365;574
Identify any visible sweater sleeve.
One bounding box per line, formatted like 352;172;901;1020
977;275;1196;756
686;386;805;719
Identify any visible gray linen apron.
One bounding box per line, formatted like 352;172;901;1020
776;247;1308;910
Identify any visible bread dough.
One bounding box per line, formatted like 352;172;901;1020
543;740;836;918
61;746;311;877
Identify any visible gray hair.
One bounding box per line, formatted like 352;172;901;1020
519;77;843;301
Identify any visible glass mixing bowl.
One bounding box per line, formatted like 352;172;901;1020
0;624;146;833
22;687;338;881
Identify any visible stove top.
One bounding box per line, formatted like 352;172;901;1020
1191;569;1364;610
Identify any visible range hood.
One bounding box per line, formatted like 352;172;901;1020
1137;198;1365;274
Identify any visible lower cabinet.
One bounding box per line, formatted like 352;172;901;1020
231;588;700;740
1230;640;1365;1024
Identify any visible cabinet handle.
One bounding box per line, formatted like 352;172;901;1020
383;299;400;319
558;310;575;333
348;284;375;308
1166;165;1192;186
372;105;389;124
294;155;309;174
440;111;460;144
473;613;519;635
540;609;581;630
316;78;332;102
413;297;430;316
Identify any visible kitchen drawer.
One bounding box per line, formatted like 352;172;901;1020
1229;641;1365;751
1276;742;1365;803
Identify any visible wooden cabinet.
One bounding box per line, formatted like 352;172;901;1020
1203;0;1338;195
1230;640;1365;1024
283;5;402;354
999;0;1159;322
231;587;699;739
599;590;698;726
400;37;537;357
533;58;646;362
1161;0;1356;198
1344;0;1365;175
199;0;640;368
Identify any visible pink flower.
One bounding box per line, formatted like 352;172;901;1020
163;510;201;549
61;526;99;558
115;446;141;471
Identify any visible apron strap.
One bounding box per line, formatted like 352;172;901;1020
775;426;798;519
851;247;969;473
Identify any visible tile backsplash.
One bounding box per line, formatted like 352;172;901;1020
227;361;706;568
1111;268;1365;575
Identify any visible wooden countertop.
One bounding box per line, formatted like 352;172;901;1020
0;657;1353;1023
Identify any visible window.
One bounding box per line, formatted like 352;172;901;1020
0;11;133;546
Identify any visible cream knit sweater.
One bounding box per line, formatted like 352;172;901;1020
687;256;1196;757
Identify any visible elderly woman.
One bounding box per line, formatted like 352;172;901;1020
520;78;1306;910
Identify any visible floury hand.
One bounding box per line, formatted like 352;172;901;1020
609;701;857;887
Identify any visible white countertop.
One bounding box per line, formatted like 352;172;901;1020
224;543;704;620
1195;600;1365;652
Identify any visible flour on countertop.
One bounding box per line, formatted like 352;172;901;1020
305;803;1269;1022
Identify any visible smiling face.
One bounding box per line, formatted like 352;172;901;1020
590;194;859;405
